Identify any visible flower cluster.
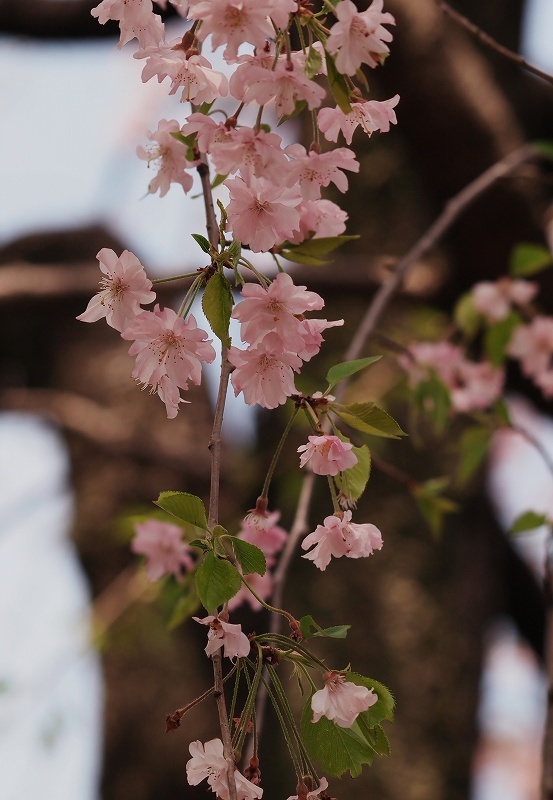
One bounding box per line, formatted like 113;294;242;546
186;738;263;800
302;510;383;571
508;316;553;397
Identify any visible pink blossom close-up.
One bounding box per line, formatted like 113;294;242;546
136;118;197;197
285;144;360;201
238;508;288;556
311;671;378;728
297;434;357;476
226;175;302;252
77;248;156;332
186;738;263;800
326;0;395;75
131;519;194;581
301;510;383;570
193;615;252;660
318;95;399;144
228;335;302;408
91;0;164;49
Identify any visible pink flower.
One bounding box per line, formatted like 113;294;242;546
188;0;279;62
181;112;230;153
297;435;357;476
472;278;538;322
122;306;215;418
449;360;504;413
156;0;188;15
193;615;251;660
77;248;155;332
91;0;164;48
295;318;345;362
135;43;228;104
186;738;263;800
326;0;395;75
241;60;326;117
301;510;383;570
508;316;553;396
232;272;324;348
285;144;360;201
311;671;377;728
287;778;329;800
136;118;197;197
238;509;288;556
318;95;399;144
210;128;289;183
228;335;301;408
292;198;348;242
226;176;302;252
132;519;194;581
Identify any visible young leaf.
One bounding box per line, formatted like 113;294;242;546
346;674;395;726
195;552;242;612
155;491;209;530
456;426;492;485
305;46;323;79
332;403;406;439
325;52;353;115
191;233;212;254
335;444;371;503
326;356;382;390
227;536;267;576
510;510;549;535
412;481;459;538
484;310;521;366
211;173;227;190
278;99;307;126
299;615;350;639
454;292;482;339
300;699;375;777
279;250;330;266
509;243;553;277
202;272;233;347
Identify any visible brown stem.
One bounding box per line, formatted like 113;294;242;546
436;0;553;88
371;451;419;492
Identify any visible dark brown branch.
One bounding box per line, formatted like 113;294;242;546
436;0;553;88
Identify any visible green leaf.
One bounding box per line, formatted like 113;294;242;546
509;243;553;277
155;491;209;530
281;235;359;265
510;510;549;535
195;552;242;612
211;173;227;189
279;250;330;266
188;538;208;551
226;536;267;576
456;427;492;485
278;99;307;126
454;292;482;339
412;481;459;537
191;233;212;254
300;699;375;777
332;402;406;439
414;376;451;433
227;240;241;263
326;356;382;390
170;131;196;148
299;615;350;639
484;310;521;366
335;444;371;503
202;272;233;347
355;718;390;756
305;46;323;79
325;52;352;114
167;578;200;630
346;674;395;726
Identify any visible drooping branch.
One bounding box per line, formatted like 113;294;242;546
436;0;553;88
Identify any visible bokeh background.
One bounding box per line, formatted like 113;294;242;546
1;2;553;799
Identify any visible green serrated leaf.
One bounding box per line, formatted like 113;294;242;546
346;674;395;726
456;427;492;485
326;357;382;390
280;250;330;266
278;99;307;126
454;292;482;339
195;552;242;612
192;233;212;254
325;52;352;115
212;525;228;538
355;719;391;756
155;491;209;530
227;537;266;576
335;444;371;502
509;243;553;277
188;538;209;550
510;510;549;535
332;402;406;439
484;310;521;366
300;698;375;777
305;46;323;79
283;235;359;261
227;240;241;263
202;273;233;347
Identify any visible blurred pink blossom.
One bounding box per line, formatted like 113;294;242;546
132;519;194;581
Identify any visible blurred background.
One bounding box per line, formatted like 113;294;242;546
1;1;553;799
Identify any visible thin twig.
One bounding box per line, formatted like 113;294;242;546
436;0;553;88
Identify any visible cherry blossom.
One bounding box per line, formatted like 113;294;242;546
228;335;302;408
135;43;228;104
239;59;326;117
296;318;345;362
226;176;302;252
181;112;230;153
210;128;289;183
293;198;349;242
155;0;188;15
137;118;197;197
238;508;288;556
297;435;357;476
508;316;553;396
311;671;377;728
326;0;395;76
186;739;264;800
318;95;399;144
91;0;164;48
286;778;329;800
232;272;324;349
132;519;194;581
229;48;277;98
193;615;251;660
302;510;383;570
472;277;537;322
122;306;215;418
285;144;360;201
77;248;155;332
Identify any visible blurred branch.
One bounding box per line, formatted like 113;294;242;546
436;0;553;87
